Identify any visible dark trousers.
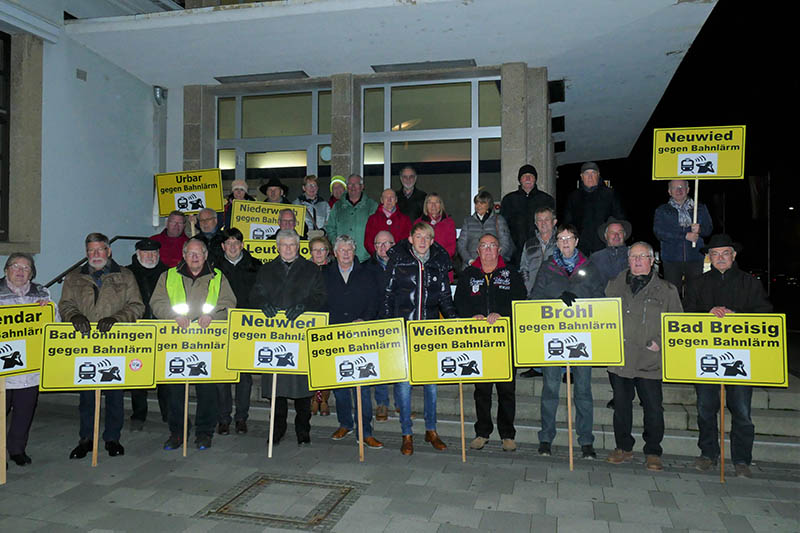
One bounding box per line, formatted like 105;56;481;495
79;389;124;442
474;377;516;439
6;386;38;455
217;373;253;424
662;260;703;299
130;386;169;422
609;373;664;456
273;396;312;442
167;383;219;438
696;383;754;465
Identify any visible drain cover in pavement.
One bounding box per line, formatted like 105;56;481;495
196;472;367;530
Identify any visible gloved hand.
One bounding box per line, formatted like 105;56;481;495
70;314;91;333
261;303;278;318
97;317;117;332
560;291;578;307
285;304;305;321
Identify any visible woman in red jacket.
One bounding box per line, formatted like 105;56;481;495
415;193;456;282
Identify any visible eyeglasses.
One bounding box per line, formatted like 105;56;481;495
709;250;733;258
557;236;576;242
629;254;653;260
311;248;328;253
375;241;394;247
185;252;205;258
198;217;217;223
8;264;32;272
478;243;499;250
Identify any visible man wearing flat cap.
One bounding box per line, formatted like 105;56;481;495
259;177;290;205
563;162;625;256
500;164;555;267
684;234;772;478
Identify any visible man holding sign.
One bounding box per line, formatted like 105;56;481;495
684;234;772;478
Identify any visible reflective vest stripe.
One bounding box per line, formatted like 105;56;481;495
165;267;222;316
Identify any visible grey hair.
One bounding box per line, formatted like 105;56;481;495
275;229;300;246
628;241;654;257
183;238;208;254
85;232;110;246
347;174;364;185
334;234;357;252
279;208;297;222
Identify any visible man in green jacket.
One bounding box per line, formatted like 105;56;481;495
325;174;378;263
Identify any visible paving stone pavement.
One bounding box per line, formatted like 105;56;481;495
0;396;798;532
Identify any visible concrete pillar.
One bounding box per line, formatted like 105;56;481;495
331;73;356;178
183;85;202;171
526;67;554;198
500;63;527;197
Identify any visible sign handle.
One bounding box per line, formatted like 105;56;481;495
566;365;574;471
183;382;189;458
92;389;101;467
267;374;277;458
1;377;6;485
692;179;700;248
356;386;364;463
720;384;726;483
459;382;466;463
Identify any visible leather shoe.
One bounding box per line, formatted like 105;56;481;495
362;436;384;449
331;427;352;440
375;405;389;421
10;452;32;466
400;435;413;455
425;430;447;451
69;439;93;459
105;441;125;457
235;420;248;434
217;422;230;435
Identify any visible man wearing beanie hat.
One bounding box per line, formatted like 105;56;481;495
500;164;555;267
563;162;625;255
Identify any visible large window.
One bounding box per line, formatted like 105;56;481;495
0;31;10;241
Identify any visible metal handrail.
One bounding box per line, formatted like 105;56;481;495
44;235;148;288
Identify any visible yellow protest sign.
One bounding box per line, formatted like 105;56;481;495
661;313;787;387
40;323;157;391
652;125;745;180
155;169;224;216
406;318;512;385
140;320;239;384
306;318;408;391
0;303;56;378
230;200;306;239
512;298;624;366
244;240;311;265
226;309;327;375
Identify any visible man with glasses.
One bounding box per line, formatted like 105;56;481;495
653;179;713;298
605;242;682;471
151;210;189;267
366;230;395;421
190;208;226;265
684;234;772;478
396;166;427;222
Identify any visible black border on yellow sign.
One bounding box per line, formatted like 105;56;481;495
651;125;746;181
154;168;224;216
0;302;55;378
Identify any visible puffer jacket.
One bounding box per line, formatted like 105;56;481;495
293;194;330;232
456;212;514;268
59;260;145;323
653;201;713;263
530;252;606;301
381;240;457;320
454;256;526;319
519;232;557;296
605;269;683;379
325;194;379;262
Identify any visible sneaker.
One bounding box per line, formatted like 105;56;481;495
694;456;717;472
470;436;489;450
606;448;634;464
105;441;125;457
519;368;542;378
538;442;552;456
734;464;752;478
362;436;384;449
331;427;352;440
196;435;212;450
501;439;517;452
235;420;248;434
375;405;389;422
217;422;230;435
645;455;663;471
69;439;93;459
130;419;145;432
581;445;597;459
163;434;183;450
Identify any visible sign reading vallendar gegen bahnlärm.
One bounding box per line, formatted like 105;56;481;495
0;303;56;378
652;125;746;180
155;168;224;216
661;313;787;387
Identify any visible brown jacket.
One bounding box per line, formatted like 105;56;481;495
150;262;236;321
59;260;144;322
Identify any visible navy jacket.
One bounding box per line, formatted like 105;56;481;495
653;202;713;263
324;260;379;324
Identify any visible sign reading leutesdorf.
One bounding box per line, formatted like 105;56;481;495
653;125;745;180
155;168;224;216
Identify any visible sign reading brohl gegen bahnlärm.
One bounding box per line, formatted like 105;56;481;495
155;168;224;216
0;303;56;378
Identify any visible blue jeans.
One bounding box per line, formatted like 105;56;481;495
539;366;594;446
695;383;754;465
373;384;390;407
394;382;437;435
79;389;124;442
333;386;373;437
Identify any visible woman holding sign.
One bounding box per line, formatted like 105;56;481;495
1;253;59;466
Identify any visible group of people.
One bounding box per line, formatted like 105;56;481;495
1;163;770;479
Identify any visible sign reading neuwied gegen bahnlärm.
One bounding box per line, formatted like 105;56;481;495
40;323;157;391
244;240;311;265
226;309;328;375
512;298;624;367
306;318;408;391
230;200;306;240
406;318;512;385
652;125;746;180
0;303;56;378
141;320;239;384
155;169;224;216
661;313;787;387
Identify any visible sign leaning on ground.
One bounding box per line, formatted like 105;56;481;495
0;303;56;378
512;298;625;367
406;318;513;385
230;200;306;240
661;313;787;387
40;323;157;391
226;309;328;375
155;168;224;216
244;240;311;264
652;125;746;180
305;318;408;391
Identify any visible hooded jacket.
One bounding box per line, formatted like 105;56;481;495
454;255;526;319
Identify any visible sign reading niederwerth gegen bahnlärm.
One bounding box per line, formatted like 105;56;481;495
0;303;56;378
512;298;624;367
155;168;224;216
661;313;787;387
652;125;746;180
230;200;306;240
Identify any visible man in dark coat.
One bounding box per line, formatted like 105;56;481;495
684;234;772;478
455;234;526;452
250;229;326;445
563;162;625;256
500;164;555;267
396;166;427;222
126;238;169;429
